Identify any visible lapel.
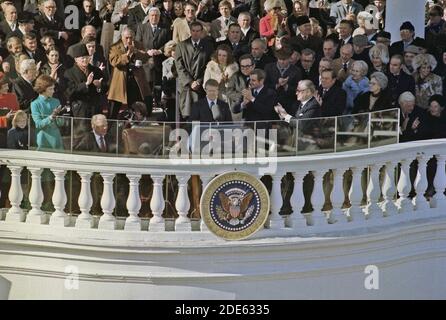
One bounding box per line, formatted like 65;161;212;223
192;40;203;60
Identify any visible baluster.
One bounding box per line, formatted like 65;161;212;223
26;167;45;224
98;173;116;230
311;170;327;226
432;155;446;211
200;175;213;231
175;174;191;231
75;172;94;228
413;154;430;212
149;175;165;231
348;167;365;221
5;166;25;222
269;172;285;229
49;169;68;226
396;159;413;213
286;172;307;229
330;168;348;224
382;161;398;216
124;174;142;231
365;164;383;220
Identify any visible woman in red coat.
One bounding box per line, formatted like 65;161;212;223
259;0;289;48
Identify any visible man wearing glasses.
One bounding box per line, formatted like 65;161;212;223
34;0;69;48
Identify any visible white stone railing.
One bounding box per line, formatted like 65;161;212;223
0;138;445;237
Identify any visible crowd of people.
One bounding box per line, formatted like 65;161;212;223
0;0;445;154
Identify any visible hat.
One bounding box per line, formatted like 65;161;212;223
376;31;391;40
17;11;34;24
400;21;415;32
353;34;368;47
295;15;310;27
404;45;423;54
412;53;437;71
71;43;89;58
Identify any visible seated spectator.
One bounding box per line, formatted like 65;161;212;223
425;95;446;139
352;71;392;114
30;74;65;151
342;60;369;113
120;101;150;129
161;40;177;121
352;34;371;66
2;36;23;80
399;91;429;142
74;114;116;153
388;54;416;107
210;1;236;42
7;110;28;149
368;43;389;76
0;72;19;110
315;68;347;117
413;53;443;109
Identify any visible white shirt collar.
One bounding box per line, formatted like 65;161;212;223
300;97;312;107
141;3;150;14
207;97;217;107
241;27;250;35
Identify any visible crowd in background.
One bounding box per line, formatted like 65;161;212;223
0;0;445;153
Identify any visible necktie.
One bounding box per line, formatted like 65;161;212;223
153;26;157;33
252;89;258;97
99;136;106;152
193;42;198;49
343;63;348;72
346;5;350;15
322;89;328;97
210;101;215;109
225;19;229;26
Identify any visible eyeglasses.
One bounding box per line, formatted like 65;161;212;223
296;88;307;92
240;64;253;68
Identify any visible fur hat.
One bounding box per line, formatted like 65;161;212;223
412;53;437;71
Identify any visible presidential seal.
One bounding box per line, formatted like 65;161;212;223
200;171;270;240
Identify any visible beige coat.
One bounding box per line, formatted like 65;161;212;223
108;40;151;104
172;17;209;43
204;61;239;102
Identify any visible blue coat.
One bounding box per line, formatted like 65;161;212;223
342;76;369;114
31;95;64;151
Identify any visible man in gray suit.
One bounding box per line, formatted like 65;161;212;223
329;0;364;25
175;21;213;120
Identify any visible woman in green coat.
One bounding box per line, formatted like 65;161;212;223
31;74;65;151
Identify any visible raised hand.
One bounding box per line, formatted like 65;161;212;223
86;72;94;85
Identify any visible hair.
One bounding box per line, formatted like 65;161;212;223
184;2;197;10
82;35;96;45
121;26;135;37
339;19;354;30
205;79;219;88
299;79;316;93
40;35;54;46
239;54;254;64
211;44;235;65
228;22;241;32
189;21;203;30
218;0;232;10
130;101;148;117
369;44;390;64
19;58;36;75
370;71;388;89
352;60;369;76
91;113;107;127
399;91;416;104
7;36;21;50
429;94;446;108
391;54;404;65
250;69;266;81
301;48;315;58
319;57;333;66
81;25;96;38
321;68;336;79
148;6;161;15
238;11;251;21
12;110;27;128
324;37;338;47
251;38;267;50
23;33;37;42
45;47;59;56
429;5;443;16
163;40;177;57
275;48;292;60
33;74;56;94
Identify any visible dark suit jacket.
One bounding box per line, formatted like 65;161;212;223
75;131;116;153
264;62;302;111
232;0;261;18
241;28;260;46
128;5;148;33
389;37;425;57
135;23;171;83
297;62;319;87
233;86;279;123
216;38;250;62
318;83;347;117
12;76;38;113
175;38;214;89
288;97;321;128
190;98;233;122
64;64;107;118
352;90;393;114
400;106;429;142
388;72;416;106
34;13;65;44
0;20;14;39
253;53;276;70
289;34;323;55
